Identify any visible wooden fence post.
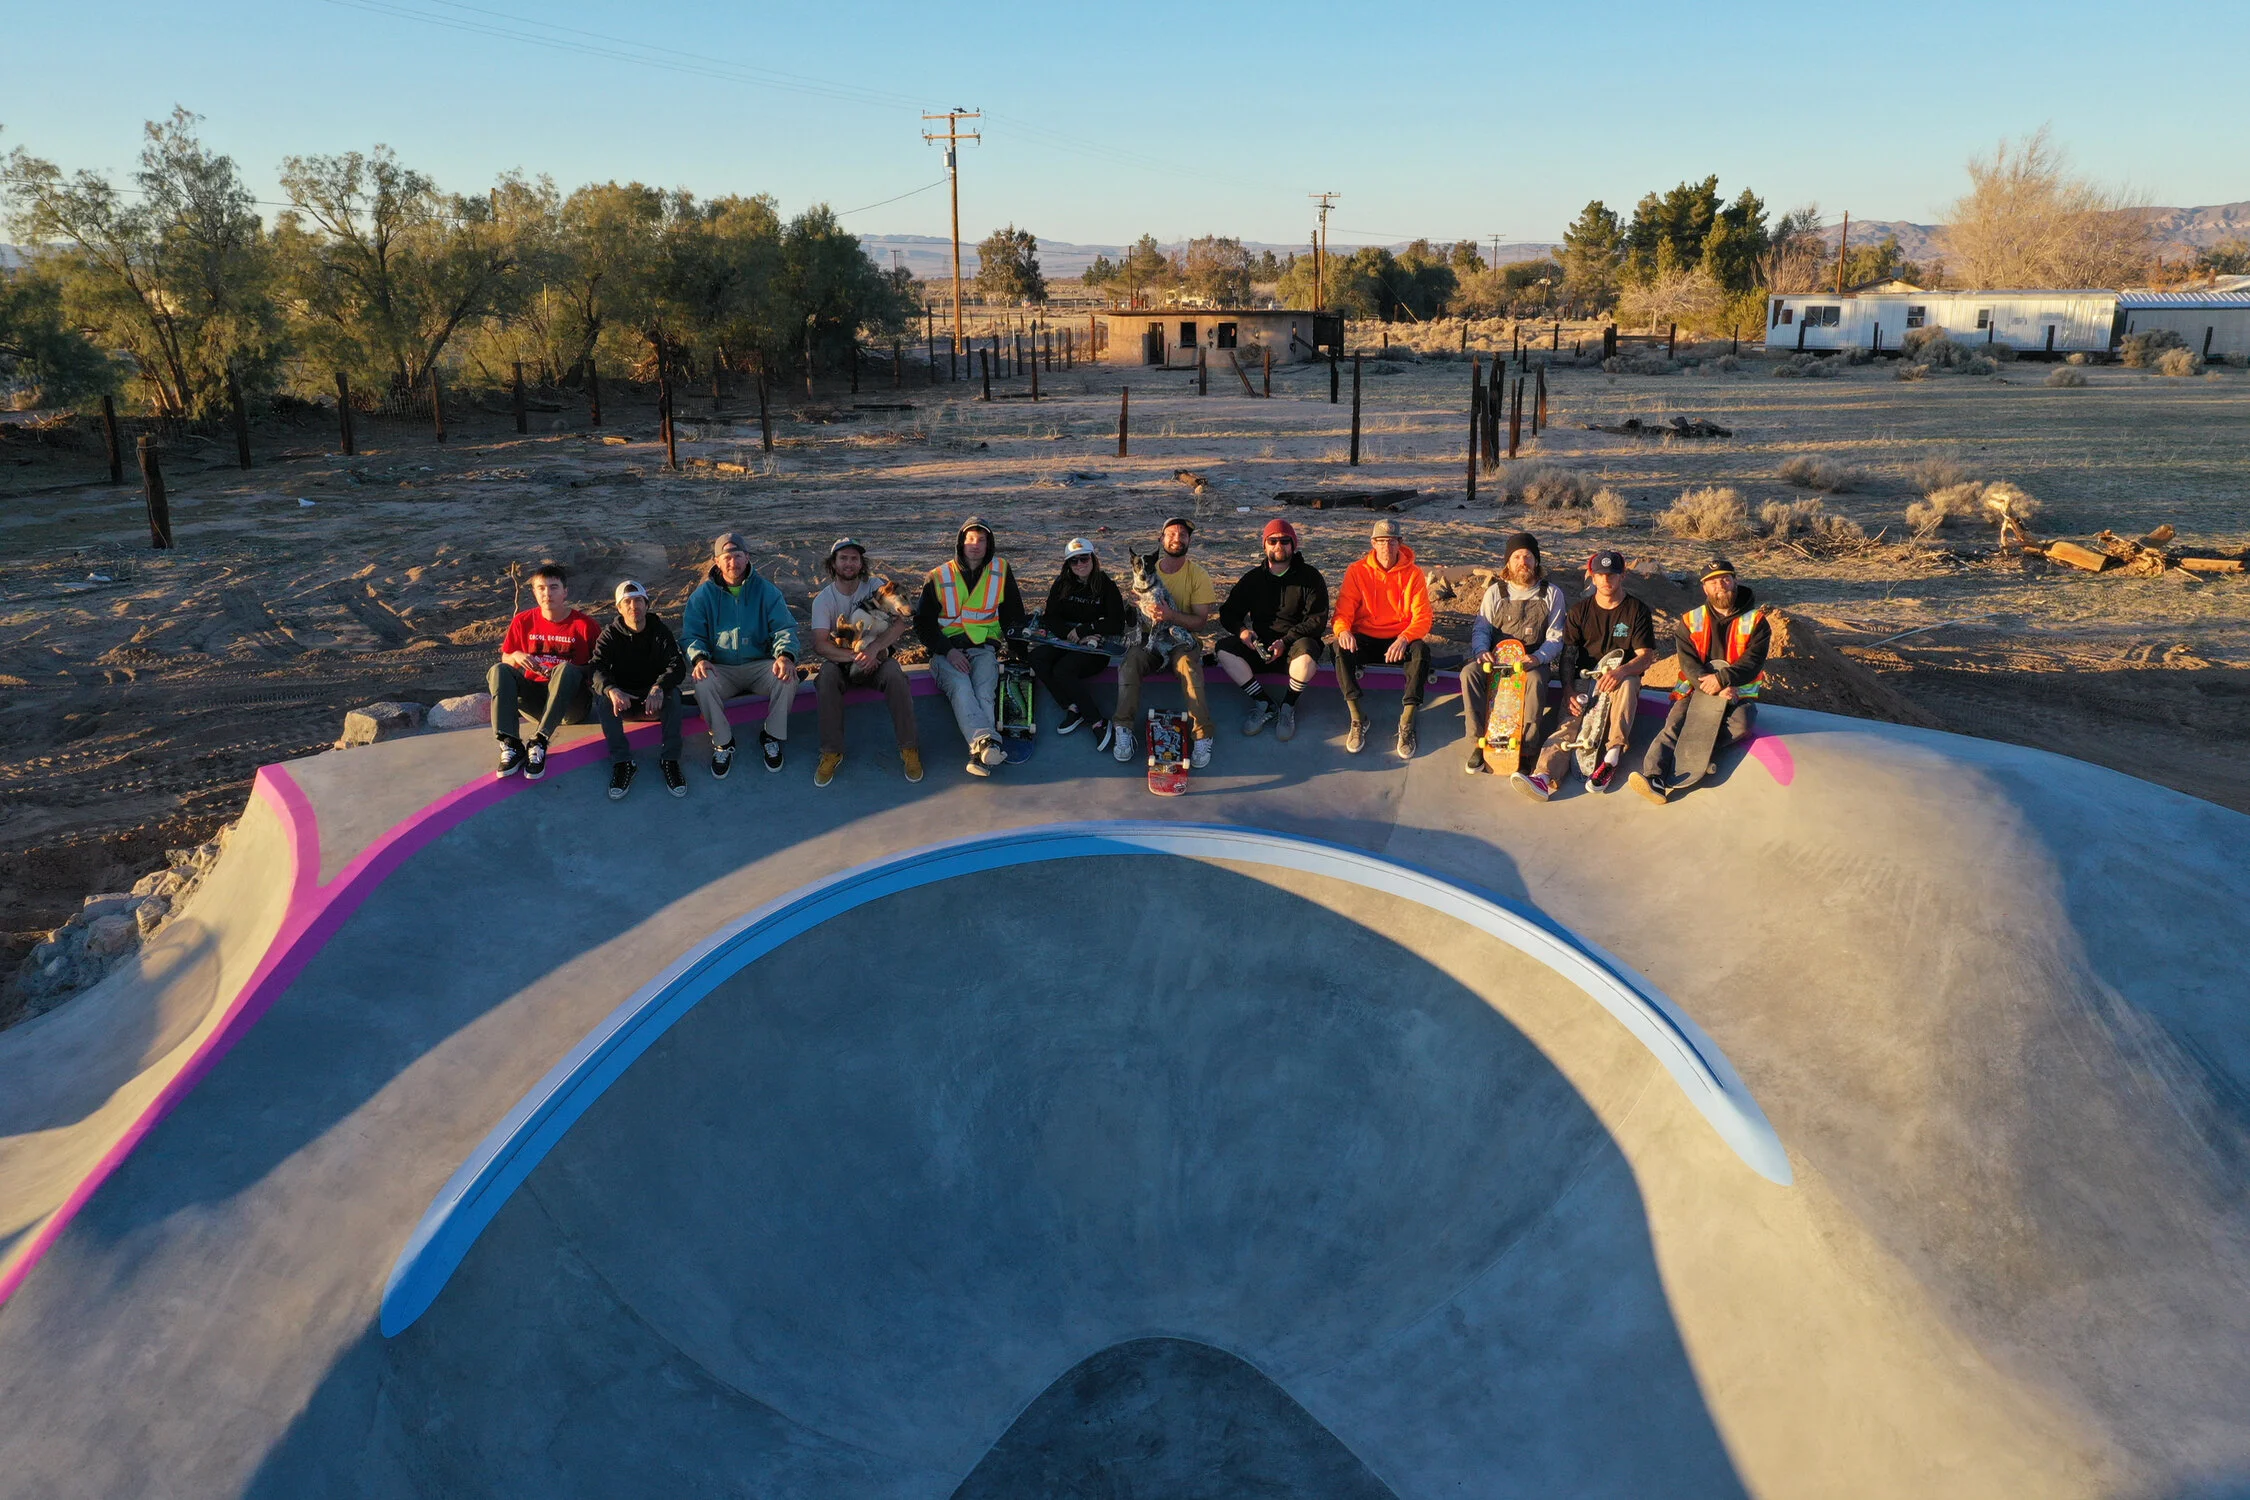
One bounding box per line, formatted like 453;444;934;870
1117;386;1129;457
1667;323;1677;360
757;367;773;452
893;339;902;388
1466;359;1481;502
1484;360;1501;470
226;364;252;469
980;348;992;401
334;373;355;455
1030;343;1040;401
1263;346;1272;397
137;435;172;549
1197;345;1207;396
587;363;603;428
512;360;527;433
1349;353;1362;465
429;366;447;443
849;340;860;394
1552;321;1560;351
1507;376;1523;459
1534;366;1547;434
101;394;124;483
1329;344;1340;404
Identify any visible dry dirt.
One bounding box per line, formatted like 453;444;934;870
4;342;2246;1019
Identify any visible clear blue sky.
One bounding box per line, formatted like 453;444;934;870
3;0;2243;248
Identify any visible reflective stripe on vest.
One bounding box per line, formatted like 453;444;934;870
1673;604;1766;698
937;556;1010;643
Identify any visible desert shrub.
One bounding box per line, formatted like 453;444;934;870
1803;512;1869;549
1421;346;1459;362
1962;355;1999;376
1589;487;1630;526
1980;480;2042;526
1987;342;2017;362
1510;464;1588;508
1837;346;1874;366
1895;362;1932;381
1714;354;1739;372
2156;346;2203;377
2065;351;2092;365
1375;344;1420;362
1758;498;1825;538
2120;329;2185;368
1601;355;1625;373
1761;497;1868;550
1365;360;1406;376
2046;365;2088;387
1658;485;1750;540
1779;455;1864;492
1906;482;1986;533
1910;456;1972;493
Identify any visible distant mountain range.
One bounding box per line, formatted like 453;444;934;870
1821;202;2250;267
856;235;1560;281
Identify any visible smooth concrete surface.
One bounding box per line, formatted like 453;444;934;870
0;680;2246;1499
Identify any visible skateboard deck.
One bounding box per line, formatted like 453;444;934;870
1573;651;1628;778
1145;708;1191;796
1016;624;1129;661
1668;687;1730;792
1476;640;1532;775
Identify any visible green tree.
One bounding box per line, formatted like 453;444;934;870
1624;176;1721;285
2;109;281;419
1836;234;1922;289
1559;201;1624;311
782;205;909;385
1249;248;1290;282
1119;234;1173;303
1699;189;1769;293
1081;253;1118;294
2194;238;2250;277
973;224;1044;303
1183;235;1251;304
1447;239;1486;274
0;261;114;407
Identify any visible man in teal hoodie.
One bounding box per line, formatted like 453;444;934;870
682;531;801;777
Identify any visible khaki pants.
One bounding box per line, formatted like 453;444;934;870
692;658;793;748
1534;675;1641;783
1115;643;1213;741
816;658;917;754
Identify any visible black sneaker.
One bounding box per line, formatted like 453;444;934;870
1465;746;1491;774
710;743;735;779
607;761;637;801
495;737;525;779
1056;706;1087;736
760;733;784;772
660;759;687;797
524;736;550;780
1093;719;1115;753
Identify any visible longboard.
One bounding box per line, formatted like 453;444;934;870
1668;686;1731;792
998;657;1038;763
1015;624;1129;661
1573;651;1628;778
1145;708;1190;796
1475;640;1532;775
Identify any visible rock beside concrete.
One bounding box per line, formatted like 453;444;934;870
339;701;428;748
82;914;138;957
79;892;145;922
10;825;233;1021
425;693;491;731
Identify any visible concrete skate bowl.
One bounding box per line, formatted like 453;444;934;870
256;844;1772;1497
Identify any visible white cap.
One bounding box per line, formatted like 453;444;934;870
1063;537;1097;559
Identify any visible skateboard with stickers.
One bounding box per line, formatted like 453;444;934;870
1145;708;1191;796
1475;639;1532;775
1571;650;1629;778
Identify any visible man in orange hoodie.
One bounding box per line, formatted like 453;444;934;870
1330;517;1434;757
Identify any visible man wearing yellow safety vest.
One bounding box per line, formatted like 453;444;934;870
1629;556;1771;804
913;516;1027;778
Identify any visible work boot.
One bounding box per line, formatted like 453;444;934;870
1344;703;1367;754
901;747;924;783
814;751;843;788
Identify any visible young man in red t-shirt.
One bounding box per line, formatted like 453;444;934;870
488;561;600;780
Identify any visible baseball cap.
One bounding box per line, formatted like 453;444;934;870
1063;536;1097;559
1161;515;1196;534
826;536;865;567
1699;556;1738;582
1261;518;1298;544
613;579;648;604
711;530;749;558
1587;550;1626;575
1369;517;1402;540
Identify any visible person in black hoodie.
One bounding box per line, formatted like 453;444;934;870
591;579;689;800
1032;537;1127;746
1630;556;1772;804
913;516;1027;777
1214;517;1329;742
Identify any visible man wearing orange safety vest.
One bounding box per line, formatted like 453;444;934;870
913;516;1026;778
1630;556;1771;803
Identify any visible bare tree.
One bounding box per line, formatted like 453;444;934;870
1941;127;2152;289
1759;205;1827;295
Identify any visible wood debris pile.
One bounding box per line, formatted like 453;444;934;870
2037;524;2246;579
1584;416;1733;439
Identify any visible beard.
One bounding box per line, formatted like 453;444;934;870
1162;539;1189;558
1504;558;1538;586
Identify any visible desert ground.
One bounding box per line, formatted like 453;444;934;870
3;334;2246;1020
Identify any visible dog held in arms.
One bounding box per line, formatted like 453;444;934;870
1128;547;1196;661
827;576;915;656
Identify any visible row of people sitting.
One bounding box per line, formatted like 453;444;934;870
483;517;1770;805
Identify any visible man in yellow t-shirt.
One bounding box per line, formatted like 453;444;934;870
1111;516;1218;768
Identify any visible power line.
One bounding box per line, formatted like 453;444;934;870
836;178;949;218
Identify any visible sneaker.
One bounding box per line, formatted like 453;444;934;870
495;737;525;779
1056;706;1087;736
1111;724;1136;763
1191;737;1212;769
524;736;549;781
607;760;637;801
1511;771;1554;802
965;752;993;778
1395;714;1418;760
1628;771;1668;806
1465;745;1491;774
1345;710;1366;755
760;733;784;772
814;751;843;787
901;747;924;782
975;735;1008;768
1275;703;1297;742
660;759;687;797
1243;698;1276;736
1588;759;1616;790
710;743;735;779
1093;719;1115;752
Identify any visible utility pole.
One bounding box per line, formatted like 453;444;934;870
1835;211;1850;296
1489;233;1502;269
1309;192;1338;308
923;109;982;363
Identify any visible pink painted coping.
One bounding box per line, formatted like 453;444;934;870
0;665;1793;1307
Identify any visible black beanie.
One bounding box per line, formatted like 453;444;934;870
1501;531;1541;562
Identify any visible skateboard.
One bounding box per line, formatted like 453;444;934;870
1475;640;1532;775
1145;708;1191;796
998;654;1038;763
1572;651;1629;778
1667;686;1731;793
1016;621;1129;661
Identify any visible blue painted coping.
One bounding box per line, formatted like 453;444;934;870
381;820;1792;1336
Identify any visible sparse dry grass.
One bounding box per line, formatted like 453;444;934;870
1589;487;1630;526
1910;456;1972;493
2121;329;2185;368
1510;463;1590;508
2156;347;2203;377
1659;485;1750;540
2046;366;2089;387
1779;455;1865;492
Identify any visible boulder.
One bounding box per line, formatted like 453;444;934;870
340;701;427;748
132;868;185;900
81;913;138;957
80;892;145;921
425;692;492;731
136;895;172;936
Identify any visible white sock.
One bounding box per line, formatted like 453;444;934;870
1603;747;1620;766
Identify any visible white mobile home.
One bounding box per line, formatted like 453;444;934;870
1091;309;1342;368
1766;290;2120;356
2116;292;2250;360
